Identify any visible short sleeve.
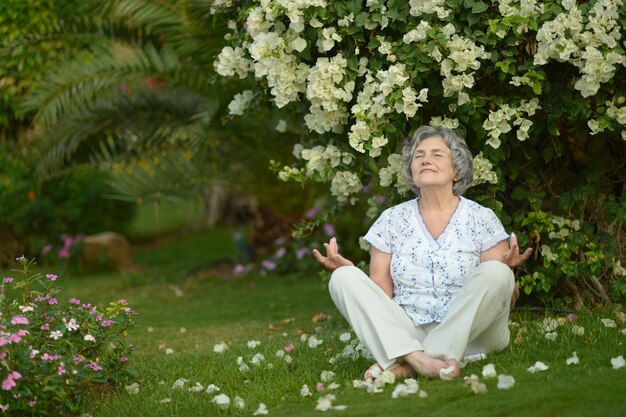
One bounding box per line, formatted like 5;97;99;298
480;208;509;252
363;209;392;254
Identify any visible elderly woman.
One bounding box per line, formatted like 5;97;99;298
313;125;532;379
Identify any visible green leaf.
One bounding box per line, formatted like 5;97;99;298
471;1;488;13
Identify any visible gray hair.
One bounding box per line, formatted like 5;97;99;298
401;125;474;196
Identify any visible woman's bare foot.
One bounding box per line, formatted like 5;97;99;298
402;351;461;379
363;362;416;381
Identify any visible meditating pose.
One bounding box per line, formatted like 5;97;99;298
313;125;532;380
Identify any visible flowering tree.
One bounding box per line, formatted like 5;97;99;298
213;0;625;305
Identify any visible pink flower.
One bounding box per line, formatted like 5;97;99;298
3;277;13;284
48;298;58;305
118;299;127;304
8;334;22;344
69;298;81;305
101;320;114;327
0;337;7;347
9;372;21;381
86;362;102;371
96;314;104;322
41;353;59;361
268;322;276;330
46;274;58;281
40;323;50;331
120;356;128;362
57;364;66;375
316;382;325;392
306;207;319;219
233;264;247;275
16;329;27;337
10;316;28;325
73;355;84;364
2;378;16;391
41;244;53;255
58;248;70;259
567;313;578;322
284;343;294;353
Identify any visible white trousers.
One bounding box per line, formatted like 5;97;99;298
329;260;515;369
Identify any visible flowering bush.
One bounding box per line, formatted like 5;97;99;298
0;257;134;416
213;0;625;305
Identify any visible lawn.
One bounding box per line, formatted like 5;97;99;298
52;227;625;417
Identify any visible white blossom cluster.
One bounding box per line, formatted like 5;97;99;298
535;0;625;98
403;21;431;44
378;154;410;194
471;152;499;186
497;0;544;33
330;171;363;203
438;24;491;105
349;64;428;156
304;54;355;134
589;97;626;139
299;144;354;179
429;116;460;129
214;46;253;79
227;90;254;116
409;0;450;20
482;98;541;148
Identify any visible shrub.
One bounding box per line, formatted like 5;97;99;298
0;257;135;416
213;0;626;306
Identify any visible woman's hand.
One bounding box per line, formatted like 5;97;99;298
312;237;354;271
500;233;533;269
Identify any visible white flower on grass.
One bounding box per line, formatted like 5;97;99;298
320;370;335;382
439;365;457;380
315;394;347;411
83;333;96;342
571;325;585;335
464;374;488;394
247;340;261;349
234;396;245;409
601;318;617;328
65;318;80;332
50;330;63;340
545;332;558;341
611;355;625;370
253;403;269;415
391;378;420;398
237;356;250;372
172;378;188;390
497;374;516;390
206;384;220;394
527;361;549;373
212;393;230;410
307;335;323;348
189;382;204;392
165;348;174;355
327;383;340;390
284;355;293;364
566;352;580;365
213;341;229;353
250;353;265;366
125;382;140;395
300;384;312;397
339;332;352;342
159;398;171;404
481;363;497;378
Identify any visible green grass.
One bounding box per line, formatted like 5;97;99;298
54;228;626;417
128;199;205;240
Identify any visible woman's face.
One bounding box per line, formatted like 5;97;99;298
411;136;456;192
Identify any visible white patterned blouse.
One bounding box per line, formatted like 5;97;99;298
363;197;509;326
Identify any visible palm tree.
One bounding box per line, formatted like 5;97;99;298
22;0;310;231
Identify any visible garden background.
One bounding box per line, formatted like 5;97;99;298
0;0;624;416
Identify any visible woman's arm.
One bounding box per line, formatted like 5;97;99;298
370;247;394;299
480;233;533;268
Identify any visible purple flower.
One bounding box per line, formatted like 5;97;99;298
306;207;319;219
323;224;336;237
261;260;277;271
233;264;247;275
274;237;286;246
48;298;58;305
296;247;311;259
3;278;13;284
274;247;286;259
118;299;127;304
73;355;84;364
86;362;102;371
46;274;58;281
567;313;578;322
69;298;81;305
58;248;70;259
40;323;50;331
101;320;114;327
